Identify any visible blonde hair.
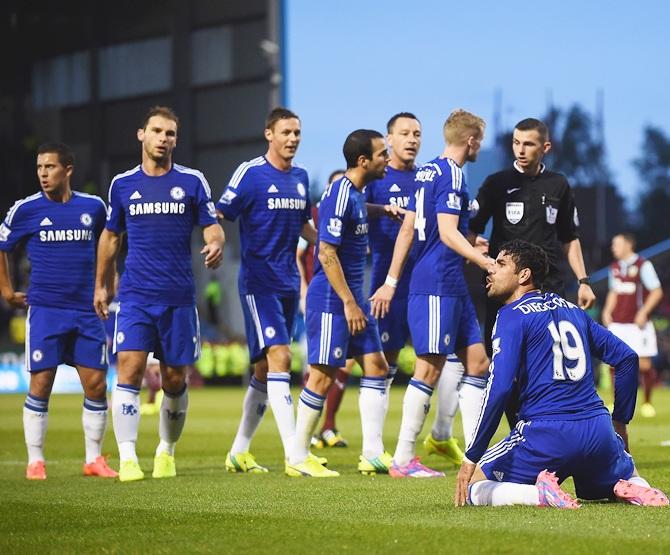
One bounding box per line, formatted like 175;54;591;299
443;109;485;145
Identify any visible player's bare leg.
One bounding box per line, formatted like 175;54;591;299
457;343;490;446
24;369;56;480
113;350;148;480
78;366;117;477
152;362;189;478
390;355;446;477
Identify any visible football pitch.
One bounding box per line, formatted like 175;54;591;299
1;386;669;554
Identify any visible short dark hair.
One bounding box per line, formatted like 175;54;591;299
343;129;383;169
616;232;637;249
37;142;75;167
514;118;549;142
265;107;300;131
387;112;420;133
499;239;549;289
327;169;346;184
141;105;179;130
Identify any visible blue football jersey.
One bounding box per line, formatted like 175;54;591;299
466;291;639;463
308;176;368;311
0;191;107;311
106;163;218;306
216;156;311;296
365;166;418;299
409;157;471;296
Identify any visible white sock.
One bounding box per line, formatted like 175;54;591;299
289;388;324;465
82;397;108;463
24;394;49;464
432;358;464;440
359;376;387;460
156;385;189;456
112;384;140;462
629;475;651;487
459;374;488;448
469;480;540;506
230;376;268;454
393;379;433;466
383;364;398;415
267;371;296;458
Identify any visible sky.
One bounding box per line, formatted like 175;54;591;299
286;0;670;201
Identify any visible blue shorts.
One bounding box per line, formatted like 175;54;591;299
408;294;482;356
479;414;635;500
378;297;410;352
306;302;383;367
114;301;200;366
26;306;107;372
240;293;299;363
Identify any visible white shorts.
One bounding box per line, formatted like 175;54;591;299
608;322;658;358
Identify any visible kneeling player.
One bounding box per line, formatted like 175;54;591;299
0;143;116;480
455;240;668;508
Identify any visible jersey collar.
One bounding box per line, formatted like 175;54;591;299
513;161;546;175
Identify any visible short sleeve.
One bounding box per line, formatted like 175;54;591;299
93;198;107;238
608;268;615;290
318;180;350;246
106;179;126;233
0;201;34;251
434;163;464;216
216;164;256;221
640;260;661;290
193;173;218;227
556;180;579;243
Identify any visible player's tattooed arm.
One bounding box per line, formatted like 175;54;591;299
318;241;367;335
201;224;225;269
370;211;415;319
94;229;122;319
0;252;26;308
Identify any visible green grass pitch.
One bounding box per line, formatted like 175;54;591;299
1;386;669;554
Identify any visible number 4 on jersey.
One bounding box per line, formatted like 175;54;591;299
414;187;426;241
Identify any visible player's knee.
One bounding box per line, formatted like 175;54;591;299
467;356;490;377
306;365;334;395
29;369;56;398
266;345;291;371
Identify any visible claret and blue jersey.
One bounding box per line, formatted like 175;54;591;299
0;191;107;311
466;291;639;464
216;156;311;296
366;166;418;298
106;163;217;306
408;157;472;296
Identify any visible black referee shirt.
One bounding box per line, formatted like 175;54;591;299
469;162;579;291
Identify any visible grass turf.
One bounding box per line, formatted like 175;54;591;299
1;386;669;554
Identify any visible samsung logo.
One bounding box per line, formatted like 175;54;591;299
129;202;186;216
267;198;307;210
39;229;94;242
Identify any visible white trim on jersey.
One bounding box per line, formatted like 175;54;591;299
174;164;213;199
429;295;441;353
478;420;528;466
194;306;201;359
5;192;42;226
319;312;333;364
335;178;351;217
245;294;266;350
227;157;266;190
25;306;32;372
424;162;442;177
446;159;463;192
108;165;142;204
73;191;107;210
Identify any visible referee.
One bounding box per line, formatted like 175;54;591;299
469;118;596;422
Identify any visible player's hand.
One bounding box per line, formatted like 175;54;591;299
474;235;489;255
633;310;648;329
94;286;110;319
612;420;629;452
577;284;596;310
455;460;477;507
201;242;223;269
370;284;395;319
384;204;406;222
1;290;27;309
478;255;495;273
344;299;367;335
